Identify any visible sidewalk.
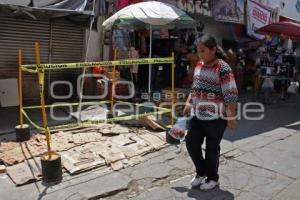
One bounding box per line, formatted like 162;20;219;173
1;94;300;200
0;126;299;200
126;127;300;200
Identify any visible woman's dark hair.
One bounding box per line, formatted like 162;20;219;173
197;35;227;60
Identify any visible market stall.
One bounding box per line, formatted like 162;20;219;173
102;1;195;96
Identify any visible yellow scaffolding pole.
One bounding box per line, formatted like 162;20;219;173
111;49;117;113
35;42;52;159
18;49;24;128
171;52;175;126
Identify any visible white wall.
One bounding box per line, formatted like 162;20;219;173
193;16;231;44
263;0;300;21
85;17;104;61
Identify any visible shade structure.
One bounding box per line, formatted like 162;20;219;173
102;1;194;30
102;1;195;95
255;21;300;40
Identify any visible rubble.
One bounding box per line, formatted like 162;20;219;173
1;123;168;185
0;165;6;173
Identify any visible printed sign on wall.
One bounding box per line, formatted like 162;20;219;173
213;0;245;24
247;0;272;39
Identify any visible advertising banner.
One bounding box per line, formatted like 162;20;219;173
247;0;272;39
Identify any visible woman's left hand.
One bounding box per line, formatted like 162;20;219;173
227;119;237;130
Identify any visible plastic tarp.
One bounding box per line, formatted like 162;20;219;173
0;0;101;16
0;0;87;11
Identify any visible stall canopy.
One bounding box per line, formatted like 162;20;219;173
255;21;300;40
102;1;195;94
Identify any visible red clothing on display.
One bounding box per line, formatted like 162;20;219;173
130;0;142;3
117;0;129;10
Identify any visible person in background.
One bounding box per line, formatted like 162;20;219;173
183;35;238;190
183;46;199;88
226;49;237;75
175;46;189;88
293;64;300;83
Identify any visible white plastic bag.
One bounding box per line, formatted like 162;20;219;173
287;82;299;94
168;117;190;142
261;77;274;93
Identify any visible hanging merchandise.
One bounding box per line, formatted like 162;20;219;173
93;0;107;16
139;30;148;54
247;0;272;39
128;47;139;74
213;0;245;24
130;0;142;4
195;0;212;16
113;30;126;50
130;0;143;4
104;30;111;45
128;47;139;87
153;30;161;39
187;31;195;46
107;0;117;15
186;0;195;13
160;28;169;39
159;0;178;7
113;29;131;51
103;45;110;60
117;0;129;10
177;0;187;11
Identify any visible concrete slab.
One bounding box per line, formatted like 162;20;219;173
273;178;300;200
235;134;300;179
74;172;131;199
0;173;79;200
235;191;265;200
131;162;173;180
167;157;193;171
233;127;295;152
263;131;300;153
129;158;292;200
169;175;233;200
6;158;42;186
220;160;292;199
131;188;174;200
220;139;235;154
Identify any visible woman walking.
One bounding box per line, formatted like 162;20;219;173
183;35;238;190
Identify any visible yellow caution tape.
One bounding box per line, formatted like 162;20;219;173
115;100;171;112
37;67;44;86
22;68;37;73
23;101;110;110
22;57;173;71
21;109;44;130
23;101;169;112
22;107;171;131
49;109;171;130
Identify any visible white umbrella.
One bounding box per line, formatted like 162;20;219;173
102;1;195;95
